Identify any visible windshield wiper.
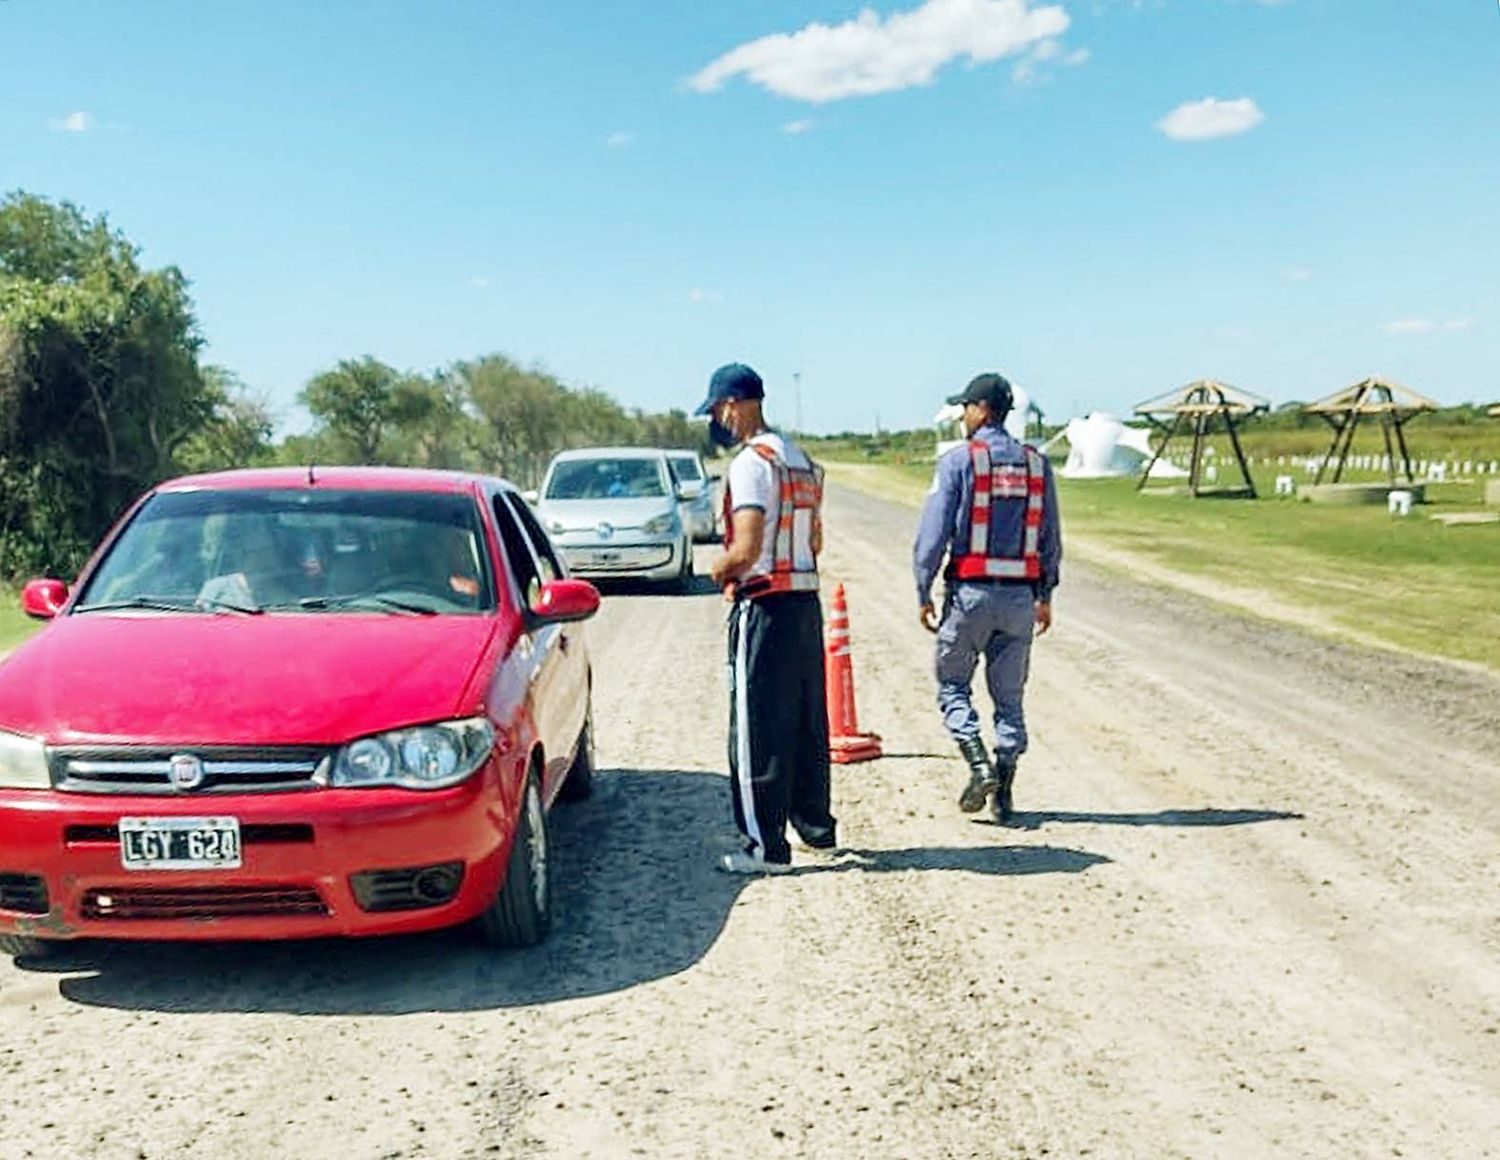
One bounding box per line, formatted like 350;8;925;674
284;594;439;616
73;596;199;614
73;594;263;615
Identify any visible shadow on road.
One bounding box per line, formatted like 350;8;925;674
24;768;1109;1017
998;807;1303;832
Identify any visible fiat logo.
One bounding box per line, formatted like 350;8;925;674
596;522;614;539
169;754;206;791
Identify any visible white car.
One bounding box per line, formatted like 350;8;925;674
666;450;719;543
533;448;693;587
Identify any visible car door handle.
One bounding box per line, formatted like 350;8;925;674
558;634;570;653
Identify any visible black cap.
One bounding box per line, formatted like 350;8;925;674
947;372;1014;413
695;362;765;416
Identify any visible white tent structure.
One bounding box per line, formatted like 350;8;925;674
1040;412;1188;480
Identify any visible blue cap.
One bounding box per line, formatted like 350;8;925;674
695;362;765;416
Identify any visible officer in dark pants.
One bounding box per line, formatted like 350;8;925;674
697;363;837;873
913;373;1062;823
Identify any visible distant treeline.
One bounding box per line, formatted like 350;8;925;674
0;192;708;579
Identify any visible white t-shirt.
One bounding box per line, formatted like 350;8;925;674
728;432;817;579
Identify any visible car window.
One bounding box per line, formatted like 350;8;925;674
492;494;543;611
667;456;703;484
77;489;494;613
503;494;562;588
544;457;666;499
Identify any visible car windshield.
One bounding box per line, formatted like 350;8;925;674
75;489;494;614
545;457;666;500
667;456;703;484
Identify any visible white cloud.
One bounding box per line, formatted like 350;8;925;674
48;111;91;133
470;276;491;289
1444;317;1475;332
1012;36;1087;85
1279;267;1313;283
1385;319;1435;335
688;0;1070;104
688;288;724;304
605;131;635;148
782;118;816;135
1157;96;1264;141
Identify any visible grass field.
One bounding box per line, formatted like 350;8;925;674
822;459;1500;671
0;585;39;655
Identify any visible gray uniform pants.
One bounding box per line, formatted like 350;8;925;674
935;581;1036;757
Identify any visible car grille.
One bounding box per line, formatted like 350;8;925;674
0;873;49;916
49;747;330;795
81;885;329;921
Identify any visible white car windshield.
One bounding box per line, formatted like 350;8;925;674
546;458;666;500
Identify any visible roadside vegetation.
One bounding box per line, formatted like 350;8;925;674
0;191;708;585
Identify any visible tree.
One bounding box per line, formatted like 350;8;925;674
0;191;215;576
299;356;409;464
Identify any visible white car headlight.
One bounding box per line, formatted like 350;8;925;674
331;718;494;790
0;729;50;790
641;513;678;536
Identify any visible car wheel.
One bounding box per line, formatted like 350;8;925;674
558;705;594;802
476;768;551;947
673;539;695;592
0;934;59;959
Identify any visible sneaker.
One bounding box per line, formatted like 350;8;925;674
790;831;839;855
717;850;793;875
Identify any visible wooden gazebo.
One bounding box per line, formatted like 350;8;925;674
1304;377;1436;485
1134;379;1269;497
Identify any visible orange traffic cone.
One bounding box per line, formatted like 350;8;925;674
825;583;883;764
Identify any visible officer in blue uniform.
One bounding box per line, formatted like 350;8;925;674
912;373;1062;823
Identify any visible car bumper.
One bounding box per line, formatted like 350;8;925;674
557;537;682;580
0;767;516;943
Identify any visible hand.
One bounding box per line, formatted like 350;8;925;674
1034;600;1052;635
709;553;734;588
919;603;939;633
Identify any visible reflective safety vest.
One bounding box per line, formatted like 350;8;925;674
949;441;1045;582
725;441;823;600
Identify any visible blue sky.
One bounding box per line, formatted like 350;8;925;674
3;0;1497;433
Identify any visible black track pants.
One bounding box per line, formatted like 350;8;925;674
726;591;836;864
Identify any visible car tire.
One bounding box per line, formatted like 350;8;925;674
558;706;594;802
673;539;695;592
475;768;551;948
0;934;58;960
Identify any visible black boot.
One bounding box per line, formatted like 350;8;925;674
956;736;997;813
991;752;1018;824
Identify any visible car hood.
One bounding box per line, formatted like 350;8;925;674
538;497;676;531
0;613;500;746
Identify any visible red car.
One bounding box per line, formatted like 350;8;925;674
0;467;600;956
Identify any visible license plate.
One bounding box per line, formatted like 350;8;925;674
119;817;242;870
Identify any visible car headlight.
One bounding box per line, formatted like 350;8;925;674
331;718;495;790
641;513;678;536
0;729;50;790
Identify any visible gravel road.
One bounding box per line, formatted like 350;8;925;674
2;482;1498;1159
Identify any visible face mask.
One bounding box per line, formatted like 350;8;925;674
708;417;738;448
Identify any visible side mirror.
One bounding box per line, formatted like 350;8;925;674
708;472;722;483
22;578;69;620
521;489;539;505
529;578;600;625
676;481;704;500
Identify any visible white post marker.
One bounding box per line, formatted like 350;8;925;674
1275;474;1296;497
1388;490;1413;517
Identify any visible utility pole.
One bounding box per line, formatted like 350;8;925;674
793;371;802;433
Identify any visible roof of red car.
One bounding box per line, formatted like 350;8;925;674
160;465;511;494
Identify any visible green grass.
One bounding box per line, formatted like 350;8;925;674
0;585;41;654
823;459;1500;670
